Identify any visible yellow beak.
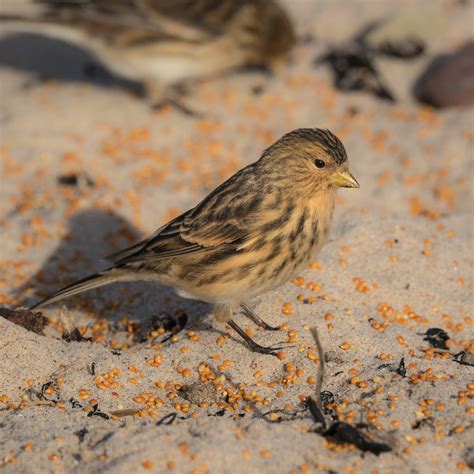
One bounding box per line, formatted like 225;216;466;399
331;170;359;188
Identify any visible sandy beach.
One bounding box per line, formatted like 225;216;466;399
0;1;473;472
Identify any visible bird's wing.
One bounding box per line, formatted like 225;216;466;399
31;0;173;44
110;163;267;265
32;0;251;44
137;0;254;39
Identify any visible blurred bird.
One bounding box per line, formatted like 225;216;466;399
30;128;359;354
0;0;295;107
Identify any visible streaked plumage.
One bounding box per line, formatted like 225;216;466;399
30;128;359;354
0;0;295;105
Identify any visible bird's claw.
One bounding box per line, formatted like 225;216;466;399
249;343;282;356
259;322;281;331
247;341;291;356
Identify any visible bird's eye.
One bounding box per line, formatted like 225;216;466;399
314;159;326;169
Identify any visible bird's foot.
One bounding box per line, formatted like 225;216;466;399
244;339;287;356
152;97;201;117
241;303;280;331
228;319;286;356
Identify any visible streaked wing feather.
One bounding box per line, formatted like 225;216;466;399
32;0;246;43
110;165;262;265
180;221;247;247
138;0;249;37
117;242;209;263
117;218;249;264
106;214;183;262
31;0;184;44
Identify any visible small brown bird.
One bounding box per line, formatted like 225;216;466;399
30;129;359;354
0;0;295;107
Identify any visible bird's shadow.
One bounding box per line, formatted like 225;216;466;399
0;33;142;94
0;33;279;102
16;208;212;325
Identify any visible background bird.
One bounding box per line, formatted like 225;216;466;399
0;0;295;108
30;128;359;354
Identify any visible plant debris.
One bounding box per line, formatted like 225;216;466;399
423;328;450;350
156;413;178;426
57;173;95;188
396;357;407;377
150;312;188;343
40;380;61;402
109;408;141;418
317;45;395;102
306;327;392;455
453;351;474;367
74;427;88;443
0;307;47;335
62;327;91;342
87;403;110;420
316;31;424;102
374;38;425;58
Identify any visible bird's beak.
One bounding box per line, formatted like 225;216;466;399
331;169;359;188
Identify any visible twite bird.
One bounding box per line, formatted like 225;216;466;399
30;128;359;354
0;0;295;107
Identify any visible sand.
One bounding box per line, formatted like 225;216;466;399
0;1;473;473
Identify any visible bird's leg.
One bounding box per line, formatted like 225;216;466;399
214;304;283;355
240;303;280;331
144;79;201;117
227;319;283;356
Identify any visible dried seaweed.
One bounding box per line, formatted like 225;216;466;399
316;46;395;102
156;413;178;426
87;403;110;420
150;313;188;343
57;173;95;188
396;357;407;377
0;307;47;335
324;422;392;454
109;408;140;417
423;328;450;350
453;351;474;367
62;327;91;342
316;32;424;102
307;326;392;455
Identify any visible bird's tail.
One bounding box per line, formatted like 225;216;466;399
30;268;125;310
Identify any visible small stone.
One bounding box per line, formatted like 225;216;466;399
464;447;474;469
325;350;345;364
181;382;220;405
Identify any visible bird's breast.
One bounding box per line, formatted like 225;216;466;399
158;192;336;304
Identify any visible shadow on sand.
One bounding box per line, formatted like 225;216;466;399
0;33;141;94
16;208;212;327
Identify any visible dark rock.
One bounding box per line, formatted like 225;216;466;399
0;307;47;334
415;41;474;108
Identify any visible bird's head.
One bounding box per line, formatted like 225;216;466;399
248;0;295;68
258;128;359;196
